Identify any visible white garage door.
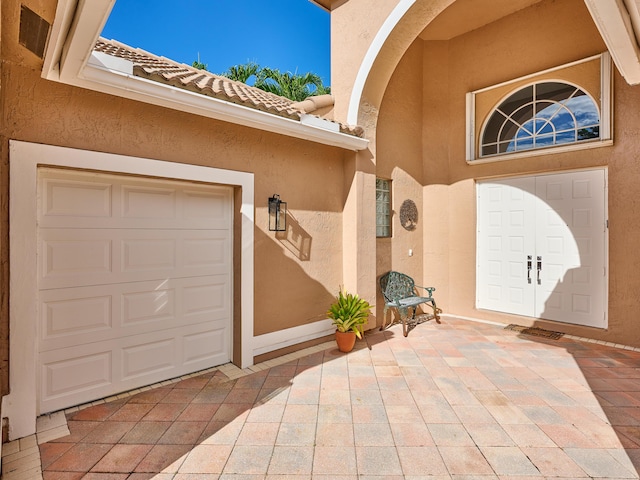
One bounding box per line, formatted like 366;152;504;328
37;168;232;414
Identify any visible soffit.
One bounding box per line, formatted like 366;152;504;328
309;0;331;11
419;0;544;40
624;0;640;45
418;0;640;85
584;0;640;85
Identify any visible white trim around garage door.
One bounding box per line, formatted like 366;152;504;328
4;140;255;440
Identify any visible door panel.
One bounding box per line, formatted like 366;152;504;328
477;177;536;316
535;170;606;327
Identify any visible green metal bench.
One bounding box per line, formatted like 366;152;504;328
379;271;442;336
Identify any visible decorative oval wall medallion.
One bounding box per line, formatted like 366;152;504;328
400;199;418;231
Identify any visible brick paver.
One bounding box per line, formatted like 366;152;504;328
13;317;640;479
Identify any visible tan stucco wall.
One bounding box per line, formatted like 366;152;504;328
341;0;640;346
421;41;451;310
331;0;458;126
414;0;640;345
0;0;356;379
375;41;425;324
330;0;399;120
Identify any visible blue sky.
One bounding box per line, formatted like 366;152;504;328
101;0;331;85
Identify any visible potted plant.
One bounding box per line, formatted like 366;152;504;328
327;288;372;352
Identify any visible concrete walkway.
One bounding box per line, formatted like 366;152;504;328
4;316;640;479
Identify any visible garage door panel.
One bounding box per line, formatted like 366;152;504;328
39;229;230;289
183;328;228;365
122;287;176;326
122;238;176;272
183;190;230;222
40;275;230;352
41;350;113;404
42;294;113;339
39;169;231;230
42;178;113;219
43;238;112;281
183;237;227;268
183;282;228;315
39;321;229;413
121;338;176;380
121;185;177;220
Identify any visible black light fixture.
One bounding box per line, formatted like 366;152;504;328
268;194;287;231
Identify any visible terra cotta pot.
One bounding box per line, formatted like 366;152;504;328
335;330;356;353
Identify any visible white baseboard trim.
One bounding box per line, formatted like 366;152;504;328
253;319;335;357
440;313;504;326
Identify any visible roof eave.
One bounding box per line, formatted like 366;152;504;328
84;57;368;150
308;0;331;12
43;0;115;84
42;0;368;152
585;0;640;85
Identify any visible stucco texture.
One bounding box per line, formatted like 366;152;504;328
374;0;640;346
0;0;355;385
376;41;426;324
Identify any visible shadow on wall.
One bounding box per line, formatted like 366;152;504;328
254;225;336;336
376;237;393;329
275;211;312;261
375;196;426;329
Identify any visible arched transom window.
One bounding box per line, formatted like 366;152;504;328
480;82;600;157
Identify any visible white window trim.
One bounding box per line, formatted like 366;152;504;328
466;53;613;163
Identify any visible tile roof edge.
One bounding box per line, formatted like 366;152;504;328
97;37;294;105
94;38;366;139
290;94;334;113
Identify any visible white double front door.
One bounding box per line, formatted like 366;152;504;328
477;169;607;328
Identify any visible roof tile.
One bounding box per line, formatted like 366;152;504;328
95;38;364;136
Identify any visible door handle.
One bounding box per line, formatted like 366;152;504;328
527;255;532;284
537;256;542;285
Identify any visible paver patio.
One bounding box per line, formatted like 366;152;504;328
4;316;640;479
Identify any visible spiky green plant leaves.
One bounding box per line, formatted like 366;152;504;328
327;288;371;338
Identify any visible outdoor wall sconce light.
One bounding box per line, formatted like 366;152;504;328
268;194;287;231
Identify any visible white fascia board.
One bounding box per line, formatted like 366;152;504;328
300;113;341;132
584;0;640;85
41;0;81;79
88;50;133;75
43;0;368;151
43;0;116;83
80;55;368;151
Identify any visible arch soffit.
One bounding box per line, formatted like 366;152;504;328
347;0;455;126
348;0;547;128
